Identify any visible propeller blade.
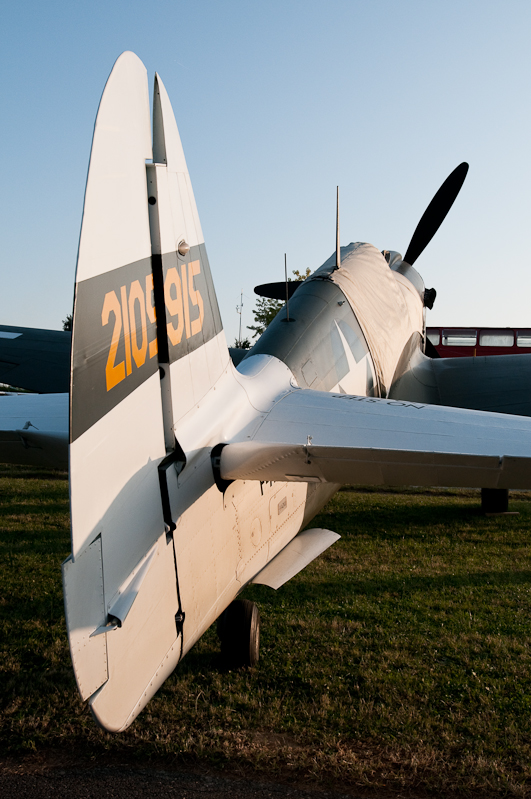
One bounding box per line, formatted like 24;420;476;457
403;162;469;266
254;281;303;300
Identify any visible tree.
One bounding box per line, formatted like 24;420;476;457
233;336;251;349
62;313;73;331
247;296;284;339
292;267;311;281
247;267;311;339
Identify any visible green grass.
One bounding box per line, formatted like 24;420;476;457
1;467;531;796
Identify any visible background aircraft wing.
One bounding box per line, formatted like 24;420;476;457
220;388;531;490
390;350;531;417
0;325;71;393
0;393;68;468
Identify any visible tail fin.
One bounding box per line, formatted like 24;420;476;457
64;53;227;731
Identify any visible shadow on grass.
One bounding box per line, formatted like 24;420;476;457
247;568;531;609
320;503;531;544
0;465;68;481
0;505;70;525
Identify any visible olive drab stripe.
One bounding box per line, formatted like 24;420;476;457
71;243;222;442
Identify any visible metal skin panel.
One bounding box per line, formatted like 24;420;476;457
70;372;165;571
153;79;214;248
162;244;223;365
71;256;159;442
75;52;152;283
151;74;227;429
13;430;68;470
220;387;531;489
153;74;204;247
252;527;341;590
66;53;180;732
89;532;180;732
248;278;377;396
62;538;108;701
171;462;309;662
390;347;531;418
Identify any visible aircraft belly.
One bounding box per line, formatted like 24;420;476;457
266;482;307;564
173;470;309;658
301;481;340;529
229;481;308;591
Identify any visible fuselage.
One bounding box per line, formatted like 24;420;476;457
167;241;426;667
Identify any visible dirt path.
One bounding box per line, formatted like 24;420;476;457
0;764;376;799
0;753;407;799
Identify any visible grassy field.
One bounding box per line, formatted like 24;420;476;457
1;464;531;796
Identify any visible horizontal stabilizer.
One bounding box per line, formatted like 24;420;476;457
252;527;340;589
221;388;531;490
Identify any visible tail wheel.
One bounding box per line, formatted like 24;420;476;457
217;599;260;667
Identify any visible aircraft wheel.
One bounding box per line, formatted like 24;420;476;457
217;599;260;667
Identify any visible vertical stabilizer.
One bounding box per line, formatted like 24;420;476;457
66;53;181;732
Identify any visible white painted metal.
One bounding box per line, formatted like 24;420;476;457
329;322;374;396
220;388;531;489
89;531;180;732
107;542;158;625
70;373;166;567
252;527;341;589
66;54;179;733
76;52;152;282
62;538;108;701
153;74;204;252
153;74;229;426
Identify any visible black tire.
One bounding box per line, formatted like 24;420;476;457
217;599;260;667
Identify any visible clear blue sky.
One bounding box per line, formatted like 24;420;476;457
1;1;530;344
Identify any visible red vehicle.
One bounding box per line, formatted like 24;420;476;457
426;327;531;358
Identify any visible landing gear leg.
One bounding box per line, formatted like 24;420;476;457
481;488;509;514
217;599;260;667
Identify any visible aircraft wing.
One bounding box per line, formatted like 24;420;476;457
0;325;71;393
390;350;531;417
0;393;68;469
220;388;531;489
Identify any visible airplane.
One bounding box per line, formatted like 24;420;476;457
7;50;531;733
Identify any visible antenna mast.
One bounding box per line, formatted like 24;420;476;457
284;253;290;322
335;186;341;270
236;289;243;345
